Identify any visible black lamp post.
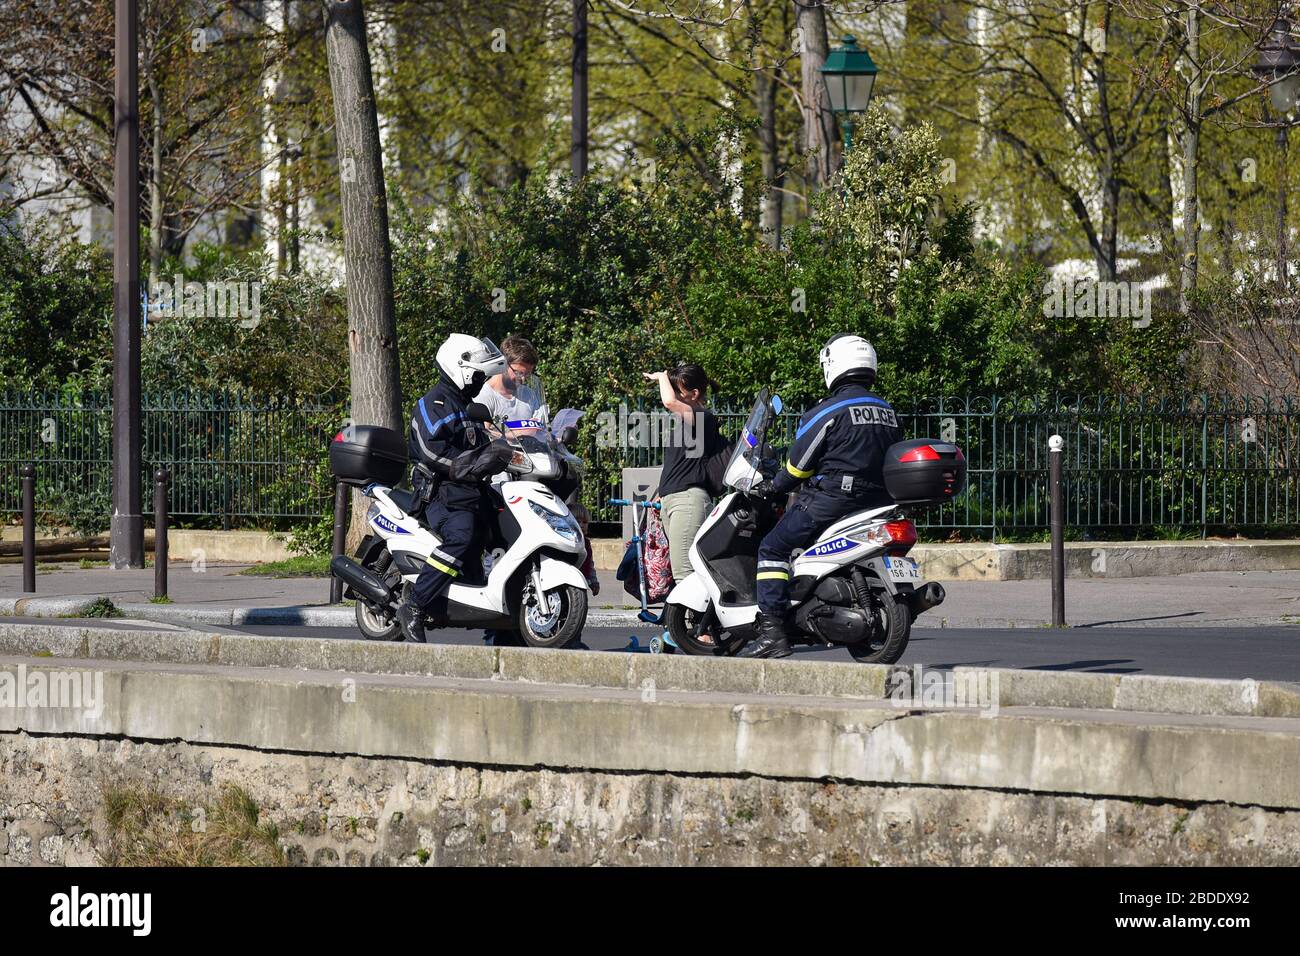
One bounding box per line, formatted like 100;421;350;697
1254;14;1299;287
820;35;879;156
111;0;143;569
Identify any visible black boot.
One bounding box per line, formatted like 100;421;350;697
396;601;426;644
738;612;793;659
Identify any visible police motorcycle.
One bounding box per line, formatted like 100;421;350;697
327;389;590;649
661;390;965;664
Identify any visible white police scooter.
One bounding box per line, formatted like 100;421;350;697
328;404;591;648
661;390;962;664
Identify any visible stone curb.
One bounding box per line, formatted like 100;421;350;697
0;596;644;630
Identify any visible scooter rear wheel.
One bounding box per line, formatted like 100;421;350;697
354;566;403;641
355;599;401;641
847;592;910;664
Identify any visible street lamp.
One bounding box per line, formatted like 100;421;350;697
1253;14;1299;287
820;35;878;155
1255;15;1300;113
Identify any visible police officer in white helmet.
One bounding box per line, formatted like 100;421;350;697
396;334;512;644
742;334;903;658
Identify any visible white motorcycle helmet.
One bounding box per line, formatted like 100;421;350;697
819;333;878;389
436;334;507;392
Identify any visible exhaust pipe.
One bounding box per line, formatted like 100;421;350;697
906;581;945;617
330;556;392;606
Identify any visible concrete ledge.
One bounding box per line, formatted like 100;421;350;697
0;528;294;563
9;532;1299;577
595;537;1300;579
169;530;296;564
914;539;1300;581
2;621;1297;720
3;649;1300;810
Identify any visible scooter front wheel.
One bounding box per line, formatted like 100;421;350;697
517;583;588;649
663;603;724;656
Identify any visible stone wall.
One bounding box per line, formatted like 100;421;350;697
5;732;1299;867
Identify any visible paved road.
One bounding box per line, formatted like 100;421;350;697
9;563;1300;627
199;621;1300;682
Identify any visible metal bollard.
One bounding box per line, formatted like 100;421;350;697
21;464;35;594
1048;434;1065;627
154;468;169;600
329;480;349;604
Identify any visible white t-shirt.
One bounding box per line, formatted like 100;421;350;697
475;382;542;424
474;381;543;486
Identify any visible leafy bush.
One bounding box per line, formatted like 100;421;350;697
0;223;112;390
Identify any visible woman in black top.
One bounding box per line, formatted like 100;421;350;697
643;363;724;581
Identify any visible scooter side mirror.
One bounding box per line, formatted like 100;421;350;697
465;402;493;423
557;426;579;446
771;394;783;414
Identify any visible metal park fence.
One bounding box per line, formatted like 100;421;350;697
0;390;341;533
588;394;1300;537
4;391;1298;540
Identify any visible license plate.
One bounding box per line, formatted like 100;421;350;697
883;556;920;582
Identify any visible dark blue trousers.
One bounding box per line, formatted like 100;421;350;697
411;501;484;614
756;488;888;617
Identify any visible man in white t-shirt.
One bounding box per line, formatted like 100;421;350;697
474;334;544;647
474;334;542;425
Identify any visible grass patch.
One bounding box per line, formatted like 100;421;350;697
238;555;331;578
149;595;173;605
78;558;108;569
81;597;122;618
100;783;284;866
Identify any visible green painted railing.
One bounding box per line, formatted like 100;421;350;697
0;390;342;531
4;391;1298;537
588;394;1300;536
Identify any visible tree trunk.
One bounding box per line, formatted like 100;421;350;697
322;0;403;548
1099;162;1119;281
756;68;783;248
1179;4;1201;315
571;0;588;181
795;0;839;196
1157;121;1176;266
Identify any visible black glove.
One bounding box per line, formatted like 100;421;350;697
449;438;514;481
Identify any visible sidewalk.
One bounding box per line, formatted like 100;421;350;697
3;561;1300;630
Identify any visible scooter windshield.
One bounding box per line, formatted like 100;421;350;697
722;389;771;490
501;372;548;435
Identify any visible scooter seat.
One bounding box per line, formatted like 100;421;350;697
387;486;419;516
